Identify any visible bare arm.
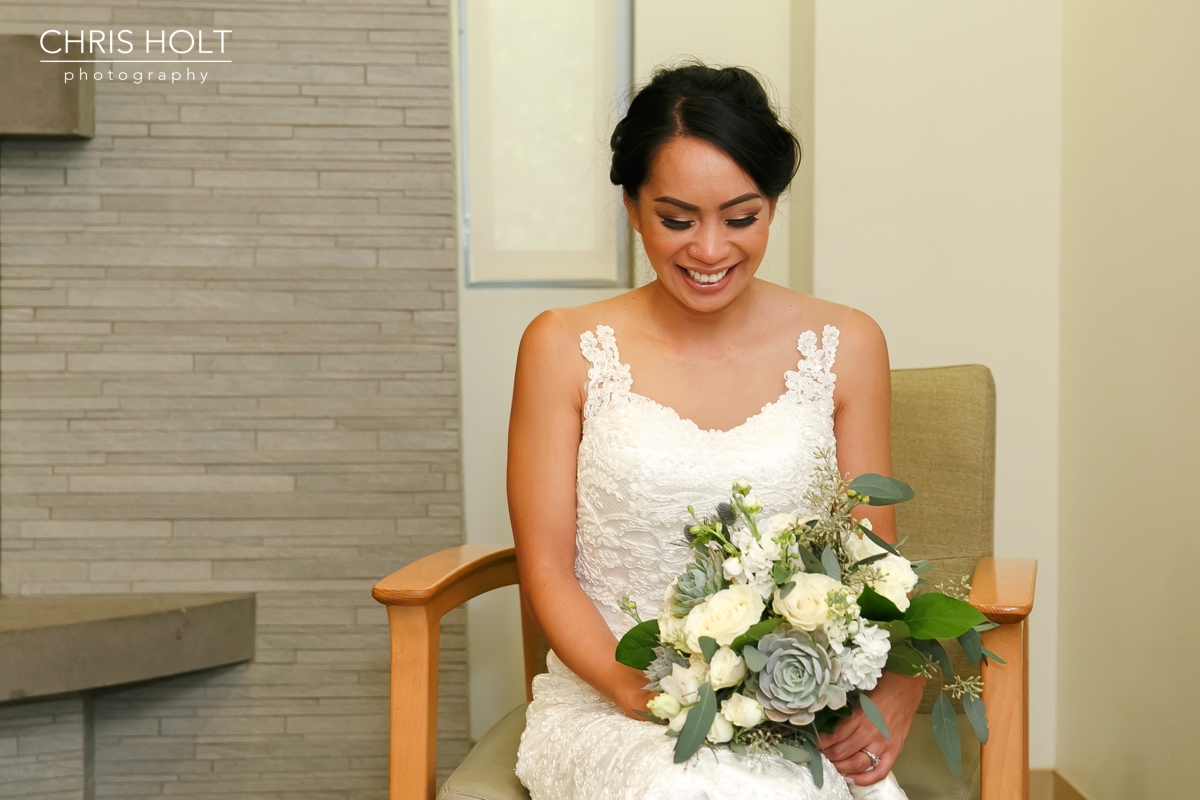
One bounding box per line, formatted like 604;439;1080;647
507;311;653;718
823;309;924;785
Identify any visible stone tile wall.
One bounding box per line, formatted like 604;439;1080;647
0;0;466;795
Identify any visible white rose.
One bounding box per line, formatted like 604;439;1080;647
707;712;734;744
844;533;918;612
660;662;701;704
668;707;689;732
708;646;747;690
720;692;765;729
773;572;843;631
646;692;682;720
683;585;766;651
766;513;799;535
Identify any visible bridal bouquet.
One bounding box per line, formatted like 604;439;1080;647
615;449;1001;787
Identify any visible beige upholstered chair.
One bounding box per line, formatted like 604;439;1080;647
373;365;1037;800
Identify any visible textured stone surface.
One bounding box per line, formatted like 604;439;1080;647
0;0;464;795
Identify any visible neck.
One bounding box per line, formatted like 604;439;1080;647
639;277;764;349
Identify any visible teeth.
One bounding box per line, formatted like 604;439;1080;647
686;268;729;284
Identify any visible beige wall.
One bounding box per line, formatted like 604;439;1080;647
811;0;1063;768
1057;1;1200;796
0;2;467;793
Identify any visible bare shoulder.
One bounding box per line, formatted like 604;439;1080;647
754;282;887;357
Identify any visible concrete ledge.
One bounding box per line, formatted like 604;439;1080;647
0;594;255;702
0;33;95;139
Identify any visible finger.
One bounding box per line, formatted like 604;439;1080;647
823;729;877;762
831;750;875;777
843;748;897;786
818;714;864;749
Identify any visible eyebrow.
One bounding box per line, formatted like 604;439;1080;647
653;193;762;211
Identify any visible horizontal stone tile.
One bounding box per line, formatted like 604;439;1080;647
19;521;172;539
0;354;66;372
88;561;213;582
68;354;193;372
68;475;294;493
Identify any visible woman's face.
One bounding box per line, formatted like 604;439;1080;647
625;135;776;313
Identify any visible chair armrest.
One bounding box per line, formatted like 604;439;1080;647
969;557;1037;624
372;544;518;615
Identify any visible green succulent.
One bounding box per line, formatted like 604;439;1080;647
669;547;727;616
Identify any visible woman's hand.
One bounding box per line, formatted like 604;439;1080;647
819;670;924;785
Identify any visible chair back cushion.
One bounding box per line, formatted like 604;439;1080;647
890;365;996;712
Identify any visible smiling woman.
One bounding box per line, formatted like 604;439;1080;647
508;63;917;800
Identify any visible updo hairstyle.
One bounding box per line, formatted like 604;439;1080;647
609;63;801;200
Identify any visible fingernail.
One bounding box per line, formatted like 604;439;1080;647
845;778;856;785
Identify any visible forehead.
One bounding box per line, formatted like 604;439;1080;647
644;136;761;202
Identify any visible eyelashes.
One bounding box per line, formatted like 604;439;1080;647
658;216;759;230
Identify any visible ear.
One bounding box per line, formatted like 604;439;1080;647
623;190;642;235
765;196;778;225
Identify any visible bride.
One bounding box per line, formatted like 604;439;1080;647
507;64;923;800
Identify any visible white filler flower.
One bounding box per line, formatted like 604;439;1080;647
837;623;892;691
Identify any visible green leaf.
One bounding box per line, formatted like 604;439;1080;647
776;742;811;764
633;710;667;725
884;641;927;676
963;692;989;745
857;584;905;622
911;638;954;680
904;592;989;639
859;694;891;741
874;619;911;642
849;552;888;572
821;546;841;582
931;693;962;779
780;580;796;598
731;617;782;652
796;545;825;574
730;742;747;755
698;636;719;663
957;628;983;666
803;739;824;788
859;524;902;556
742;643;767;672
614;619;661;670
980;646;1007;665
673;683;717;764
848;473;915;506
912;559;935;575
773;561;791;585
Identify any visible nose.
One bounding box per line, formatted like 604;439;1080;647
688;220;732;266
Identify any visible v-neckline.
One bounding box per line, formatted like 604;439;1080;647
606;328;810;436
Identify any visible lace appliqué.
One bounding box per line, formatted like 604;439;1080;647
516;322;850;800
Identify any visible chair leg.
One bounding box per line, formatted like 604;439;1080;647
980;620;1029;800
387;604;440;800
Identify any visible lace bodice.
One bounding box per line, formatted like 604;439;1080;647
515;322;867;800
574;323;841;636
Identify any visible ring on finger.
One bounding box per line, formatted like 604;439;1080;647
860;748;880;772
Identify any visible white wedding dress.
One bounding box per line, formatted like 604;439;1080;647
514;323;907;800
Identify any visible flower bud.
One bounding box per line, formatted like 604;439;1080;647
647;692;682;720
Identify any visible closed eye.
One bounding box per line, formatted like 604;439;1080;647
660;218;692;230
726;216;758;228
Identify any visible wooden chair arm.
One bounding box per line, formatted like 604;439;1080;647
969;557;1038;800
373;544;534;800
969;557;1037;624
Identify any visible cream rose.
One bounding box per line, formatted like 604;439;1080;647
844;533;918;611
707;712;734;744
772;571;843;631
766;513;799;535
721;692;766;729
659;662;703;705
646;692;682;720
683;585;766;651
708;646;747;690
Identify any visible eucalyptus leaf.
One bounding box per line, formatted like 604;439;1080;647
912;559;935;575
848;473;915;506
980;646;1007;665
857;584;905;622
974;622;1000;632
731;617;782;652
773;561;791;586
796;546;825;574
776;742;811;764
904;592;989;639
633;710;667;725
614;619;661;670
931;693;962;779
730;742;747;755
962;692;989;745
849;552;888;572
957;628;983;666
859;694;891;741
698;636;719;663
859;524;902;556
673;683;717;764
742;643;767;672
911;638;954;680
884;641;927;676
821;546;841;582
780;580;797;598
803;739;824;788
